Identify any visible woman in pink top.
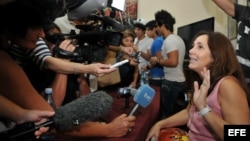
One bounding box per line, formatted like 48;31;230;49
145;31;250;141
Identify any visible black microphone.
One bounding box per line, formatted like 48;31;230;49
0;91;113;140
128;85;155;116
118;87;138;96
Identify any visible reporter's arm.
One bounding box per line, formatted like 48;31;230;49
0;95;28;123
0;95;55;138
61;114;136;137
0;51;53;111
50;73;68;108
44;57;116;76
108;45;121;52
108;45;134;55
34;39;115;76
0;95;53;124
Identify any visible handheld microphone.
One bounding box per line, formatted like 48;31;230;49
118;84;153;97
0;91;113;140
128;85;155;116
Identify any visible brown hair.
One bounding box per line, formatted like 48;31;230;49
121;29;135;46
122;29;135;39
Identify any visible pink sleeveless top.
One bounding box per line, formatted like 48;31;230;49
187;76;232;141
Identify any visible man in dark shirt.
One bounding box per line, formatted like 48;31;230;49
213;0;250;87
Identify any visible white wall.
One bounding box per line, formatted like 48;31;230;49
137;0;247;38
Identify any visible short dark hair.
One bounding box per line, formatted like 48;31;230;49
155;9;176;32
134;23;146;31
145;20;156;30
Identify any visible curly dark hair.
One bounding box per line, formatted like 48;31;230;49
154;9;176;32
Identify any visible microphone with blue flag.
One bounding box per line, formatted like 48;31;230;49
128;84;155;116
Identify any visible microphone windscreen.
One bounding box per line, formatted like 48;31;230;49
53;91;113;130
133;85;155;108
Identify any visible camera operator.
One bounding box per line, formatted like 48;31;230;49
0;0;135;139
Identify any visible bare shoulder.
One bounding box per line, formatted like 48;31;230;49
218;77;250;123
219;76;244;93
218;76;246;103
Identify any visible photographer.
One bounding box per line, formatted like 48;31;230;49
0;0;135;139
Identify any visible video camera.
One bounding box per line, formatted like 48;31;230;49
46;14;125;63
45;0;129;63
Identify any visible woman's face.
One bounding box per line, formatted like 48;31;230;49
122;36;134;47
14;27;45;49
188;34;214;74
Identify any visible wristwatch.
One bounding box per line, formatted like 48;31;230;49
198;105;211;116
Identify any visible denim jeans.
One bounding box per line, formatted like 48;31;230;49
160;79;186;119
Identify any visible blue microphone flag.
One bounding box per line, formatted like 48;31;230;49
133;84;155;108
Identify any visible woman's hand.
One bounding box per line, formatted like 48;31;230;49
193;67;210;110
145;122;161;141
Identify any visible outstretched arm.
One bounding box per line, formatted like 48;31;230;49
212;0;235;17
0;95;54;124
60;114;136;137
0;95;55;138
0;51;54;111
